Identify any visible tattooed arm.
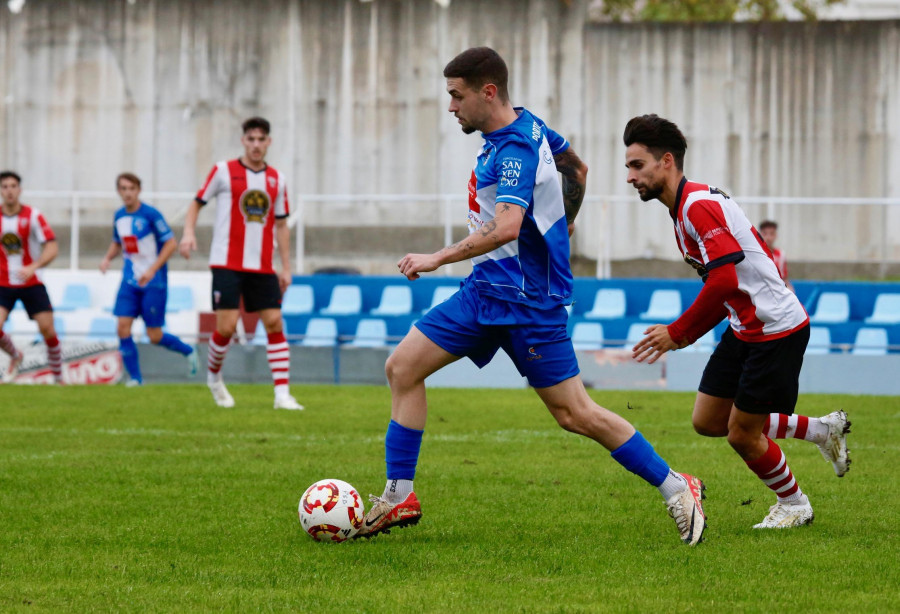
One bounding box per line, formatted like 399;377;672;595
397;203;526;280
553;148;588;235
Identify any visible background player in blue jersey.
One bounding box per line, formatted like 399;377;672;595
99;173;198;385
356;48;707;545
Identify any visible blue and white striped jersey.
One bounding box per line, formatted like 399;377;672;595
112;203;173;288
466;107;573;309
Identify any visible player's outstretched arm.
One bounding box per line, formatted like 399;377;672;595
179;200;202;259
99;241;121;274
553;148;588;232
398;203;526;280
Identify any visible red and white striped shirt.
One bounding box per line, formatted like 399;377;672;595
669;179;807;343
195;159;290;273
0;204;55;287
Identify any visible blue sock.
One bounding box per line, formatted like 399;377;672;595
158;332;192;356
610;431;670;487
385;419;424;480
119;336;142;383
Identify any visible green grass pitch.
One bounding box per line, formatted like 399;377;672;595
1;384;898;612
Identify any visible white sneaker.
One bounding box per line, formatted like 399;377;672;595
666;473;707;546
274;393;304;410
3;351;23;383
186;347;199;378
753;495;814;529
817;410;851;477
208;379;235;408
125;378;143;388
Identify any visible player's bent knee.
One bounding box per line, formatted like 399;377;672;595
146;328;163;344
693;420;727;438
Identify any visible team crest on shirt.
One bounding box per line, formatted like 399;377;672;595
1;233;22;255
240;189;271;223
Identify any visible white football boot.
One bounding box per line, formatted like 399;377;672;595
274;393;304;410
208;378;235;408
816;410;851;477
3;350;23;383
666;473;707;546
753;495;814;529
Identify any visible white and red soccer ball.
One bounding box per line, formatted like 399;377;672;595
299;479;364;542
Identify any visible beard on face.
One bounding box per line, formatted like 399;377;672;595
639;185;663;202
461;125;476;134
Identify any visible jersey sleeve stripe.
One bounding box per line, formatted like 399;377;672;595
705;251;745;271
496;195;530;207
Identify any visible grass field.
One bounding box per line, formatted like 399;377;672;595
1;384;898;613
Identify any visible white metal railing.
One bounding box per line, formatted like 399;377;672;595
20;191;900;278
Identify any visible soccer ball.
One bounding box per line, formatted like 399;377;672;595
298;479;364;542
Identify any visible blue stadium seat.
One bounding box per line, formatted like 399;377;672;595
371;286;412;316
809;292;850;324
58;283;92;311
584;288;627;320
806;326;832;355
282;284;315;315
571;322;604;350
425;286;458;312
166;285;194;312
626;323;648;346
680;329;716;353
87;317;117;342
640;289;682;321
301;317;338;347
865;293;900;325
349;318;389;348
851;327;888;355
320;285;362;315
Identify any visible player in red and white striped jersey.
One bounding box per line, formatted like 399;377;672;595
179;118;302;410
758;220;793;291
623;115;850;530
0;171;63;384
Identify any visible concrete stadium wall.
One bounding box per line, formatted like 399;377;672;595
1;1;899;270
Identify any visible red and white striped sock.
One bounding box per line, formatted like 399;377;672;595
745;437;804;504
207;331;232;383
45;335;62;382
763;414;829;444
0;330;19;358
266;331;290;397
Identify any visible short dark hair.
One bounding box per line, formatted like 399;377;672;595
623;114;688;171
443;47;510;102
242;117;270;135
116;172;141;189
758;220;778;231
0;171;21;185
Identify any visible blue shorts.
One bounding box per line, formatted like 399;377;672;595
415;279;579;388
113;283;167;328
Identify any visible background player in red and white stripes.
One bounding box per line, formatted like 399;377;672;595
758;219;793;291
0;171;63;383
623;115;850;530
179;118;302;410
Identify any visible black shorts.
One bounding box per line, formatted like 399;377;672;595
211;268;282;312
698;324;810;415
0;284;53;318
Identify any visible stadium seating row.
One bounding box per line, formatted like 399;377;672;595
33;275;900;325
570;321;896;355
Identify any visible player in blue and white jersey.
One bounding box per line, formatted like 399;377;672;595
356;48;707;545
99;173;197;385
